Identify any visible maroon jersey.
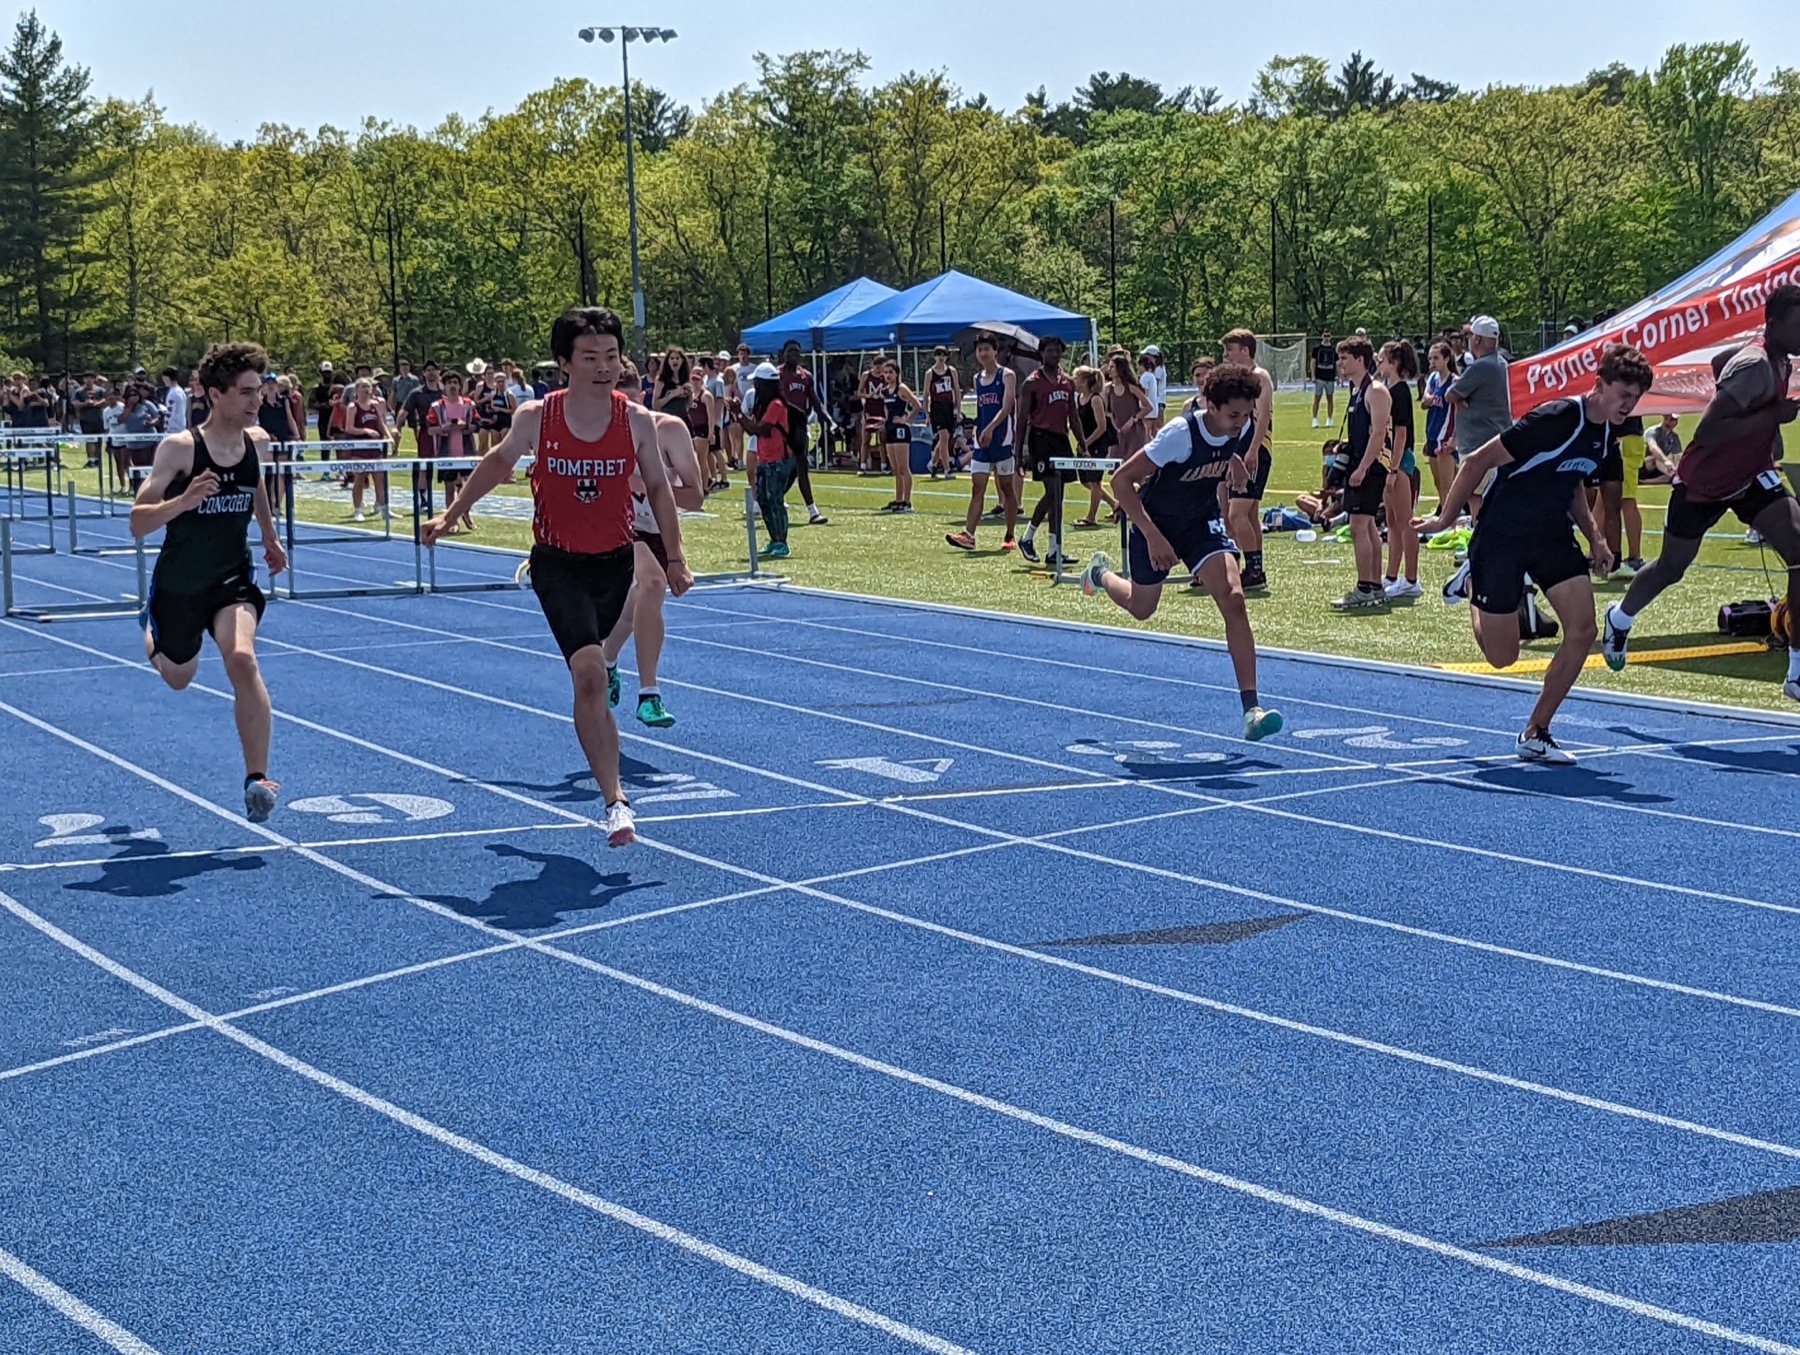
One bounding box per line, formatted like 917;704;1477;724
1677;341;1794;502
530;390;637;554
928;368;958;410
1025;367;1076;434
779;365;815;416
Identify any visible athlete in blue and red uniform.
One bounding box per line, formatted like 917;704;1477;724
422;307;692;846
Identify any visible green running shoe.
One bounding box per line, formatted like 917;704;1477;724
636;693;675;728
607;664;621;709
1243;706;1284;742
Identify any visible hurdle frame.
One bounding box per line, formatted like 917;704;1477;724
1047;456;1124;587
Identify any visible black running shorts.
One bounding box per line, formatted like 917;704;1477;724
1468;526;1588;615
1343;462;1388;517
930;406;958;433
1663;478;1790;542
146;571;266;667
529;543;635;662
1229;445;1273;502
1027;428;1071;484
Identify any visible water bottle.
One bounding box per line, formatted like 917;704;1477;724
1296;529;1318;543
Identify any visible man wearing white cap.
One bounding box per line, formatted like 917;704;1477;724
1448;315;1512;516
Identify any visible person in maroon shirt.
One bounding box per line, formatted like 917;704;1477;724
1604;284;1800;700
778;340;830;525
1014;336;1077;565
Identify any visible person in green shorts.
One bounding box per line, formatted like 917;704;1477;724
130;343;288;821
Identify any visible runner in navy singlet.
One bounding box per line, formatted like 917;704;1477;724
422;306;692;847
1418;344;1652;763
1080;364;1282;741
130;343;288;822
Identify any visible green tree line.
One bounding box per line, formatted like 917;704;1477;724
0;10;1795;373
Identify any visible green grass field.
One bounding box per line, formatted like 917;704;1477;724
56;391;1797;713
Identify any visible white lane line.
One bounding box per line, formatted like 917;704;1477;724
671;596;1554;745
0;892;972;1355
277;605;1800;923
4;741;1796;1354
5;572;117;602
0;755;1249;1089
20;621;1800;1027
0;662;127;679
0;1243;166;1355
354;592;1381;768
14;670;1800;1178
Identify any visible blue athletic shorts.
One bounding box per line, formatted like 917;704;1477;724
1127;517;1237;586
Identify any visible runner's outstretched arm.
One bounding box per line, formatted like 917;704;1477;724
423;403;540;547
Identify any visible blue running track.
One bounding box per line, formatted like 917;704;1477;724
5;515;1800;1354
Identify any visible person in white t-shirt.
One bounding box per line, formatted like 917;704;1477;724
1137;345;1168;430
161;367;189;434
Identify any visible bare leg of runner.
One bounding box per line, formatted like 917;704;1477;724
211;602;272;778
569;648;624;804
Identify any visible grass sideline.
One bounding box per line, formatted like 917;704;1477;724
58;391;1796;714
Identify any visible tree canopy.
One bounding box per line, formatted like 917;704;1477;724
0;15;1790;372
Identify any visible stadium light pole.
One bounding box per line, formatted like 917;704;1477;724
578;24;677;364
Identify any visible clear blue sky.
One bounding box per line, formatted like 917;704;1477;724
35;0;1798;140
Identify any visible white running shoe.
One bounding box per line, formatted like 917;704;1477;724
1516;729;1576;765
244;777;280;823
1600;605;1631;672
1784;678;1800;704
1082;551;1110;597
1384;578;1423;599
352;509;365;522
603;799;636;847
1442;559;1471;606
1747;527;1764;545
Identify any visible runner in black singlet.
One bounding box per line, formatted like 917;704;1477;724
130;343;288;822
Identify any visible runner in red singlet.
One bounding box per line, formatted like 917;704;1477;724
422;307;692;847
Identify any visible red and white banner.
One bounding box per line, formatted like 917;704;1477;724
1510;190;1800;415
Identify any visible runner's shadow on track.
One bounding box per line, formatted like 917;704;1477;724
1455;765;1673;805
1653;741;1800;778
420;843;661;931
63;839;266;899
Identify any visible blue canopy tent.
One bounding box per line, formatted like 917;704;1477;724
739;276;899;353
819;270;1093;349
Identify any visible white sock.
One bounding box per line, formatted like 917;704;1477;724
1608;604;1635;632
639;685;658;698
1022;525;1036;543
808;503;821;519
